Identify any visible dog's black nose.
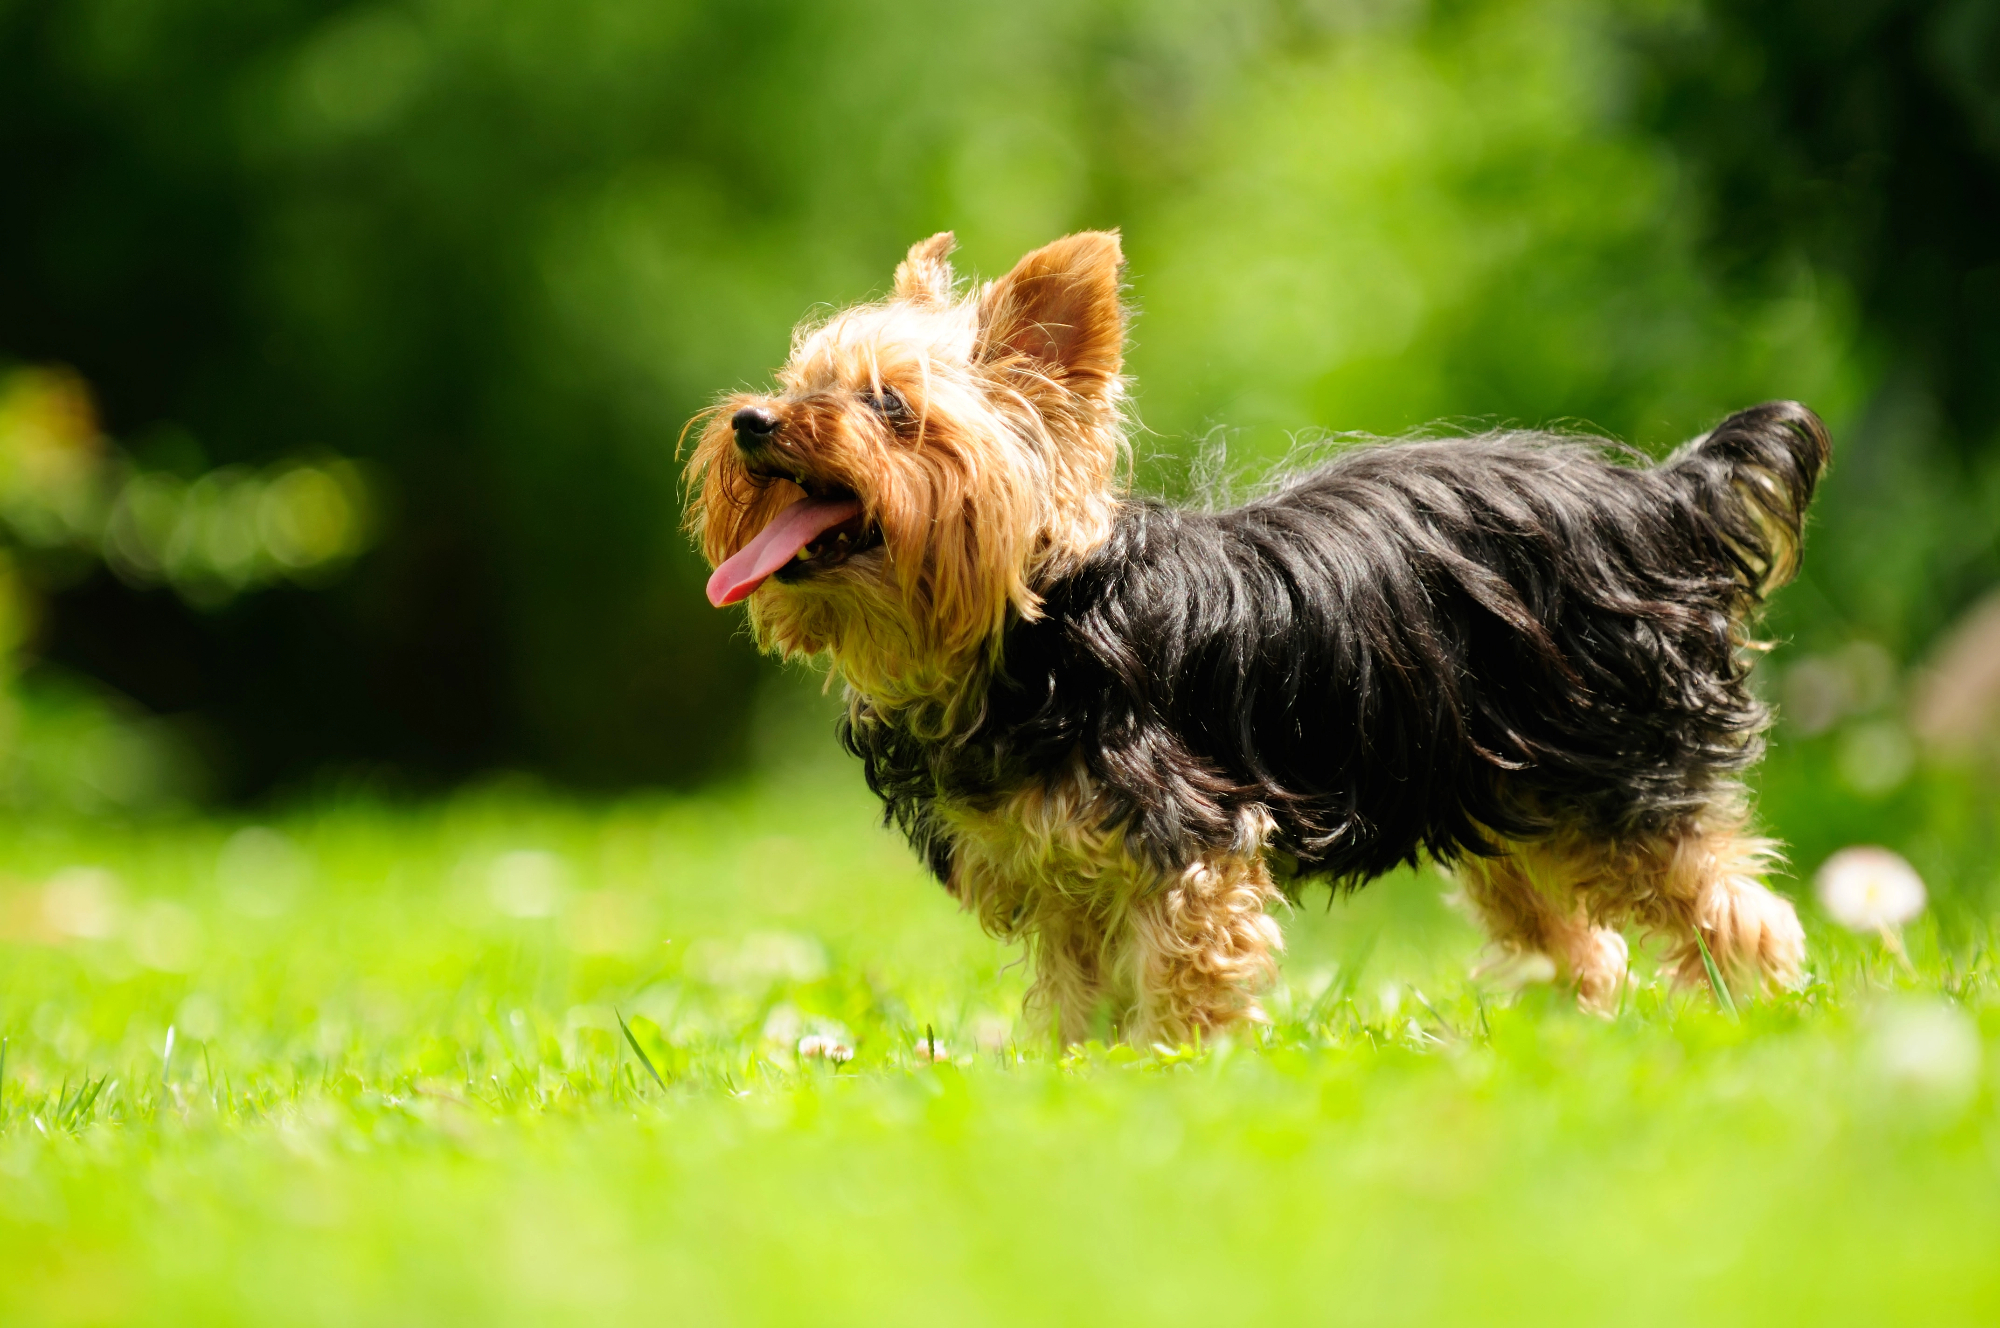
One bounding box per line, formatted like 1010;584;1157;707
732;406;780;443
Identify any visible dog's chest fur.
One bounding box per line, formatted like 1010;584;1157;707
934;765;1152;923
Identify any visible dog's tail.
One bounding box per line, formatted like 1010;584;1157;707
1661;400;1831;600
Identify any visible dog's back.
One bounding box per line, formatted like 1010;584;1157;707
909;402;1830;890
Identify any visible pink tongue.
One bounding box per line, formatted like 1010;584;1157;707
706;495;866;606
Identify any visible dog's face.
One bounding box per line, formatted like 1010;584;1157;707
685;231;1127;715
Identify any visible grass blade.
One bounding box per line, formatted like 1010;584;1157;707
615;1011;668;1092
1693;929;1737;1017
63;1075;109;1132
1311;931;1379;1026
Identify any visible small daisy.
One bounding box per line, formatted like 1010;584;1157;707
1816;846;1926;931
1815;846;1926;970
797;1034;853;1064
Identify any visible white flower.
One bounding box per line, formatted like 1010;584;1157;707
797;1034;853;1064
1815;846;1927;932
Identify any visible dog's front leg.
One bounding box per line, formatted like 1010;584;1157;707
951;849;1128;1046
1124;852;1285;1048
949;783;1284;1047
1019;889;1122;1046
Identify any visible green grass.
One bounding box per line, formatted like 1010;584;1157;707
1;764;1997;1327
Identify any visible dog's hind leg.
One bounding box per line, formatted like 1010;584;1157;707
1604;812;1805;997
1126;851;1285;1048
1456;844;1631;1014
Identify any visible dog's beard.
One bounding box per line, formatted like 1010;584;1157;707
746;546;1009;735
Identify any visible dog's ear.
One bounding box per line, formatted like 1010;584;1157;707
894;232;958;305
977;231;1125;400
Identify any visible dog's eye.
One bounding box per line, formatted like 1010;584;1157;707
862;387;908;421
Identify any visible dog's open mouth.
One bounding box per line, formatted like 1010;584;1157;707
705;477;881;607
772;497;881;581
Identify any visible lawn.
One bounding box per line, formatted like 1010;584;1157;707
1;751;1996;1327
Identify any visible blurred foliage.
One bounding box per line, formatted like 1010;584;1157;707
1636;0;2000;458
0;0;1993;793
0;367;370;604
0;365;369;810
1634;0;2000;658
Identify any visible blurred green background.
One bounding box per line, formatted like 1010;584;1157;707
1;0;1996;805
5;6;2000;1322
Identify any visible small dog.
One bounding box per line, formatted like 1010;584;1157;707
687;231;1827;1045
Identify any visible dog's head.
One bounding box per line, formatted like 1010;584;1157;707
685;231;1127;720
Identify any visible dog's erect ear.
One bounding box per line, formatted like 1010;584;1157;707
977;231;1125;398
894;232;958;305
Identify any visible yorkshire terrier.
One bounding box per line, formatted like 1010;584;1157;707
687;231;1828;1046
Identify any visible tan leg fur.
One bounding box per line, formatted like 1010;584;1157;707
1457;799;1805;1010
944;766;1283;1046
1127;850;1284;1046
1456;849;1634;1013
949;765;1800;1040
